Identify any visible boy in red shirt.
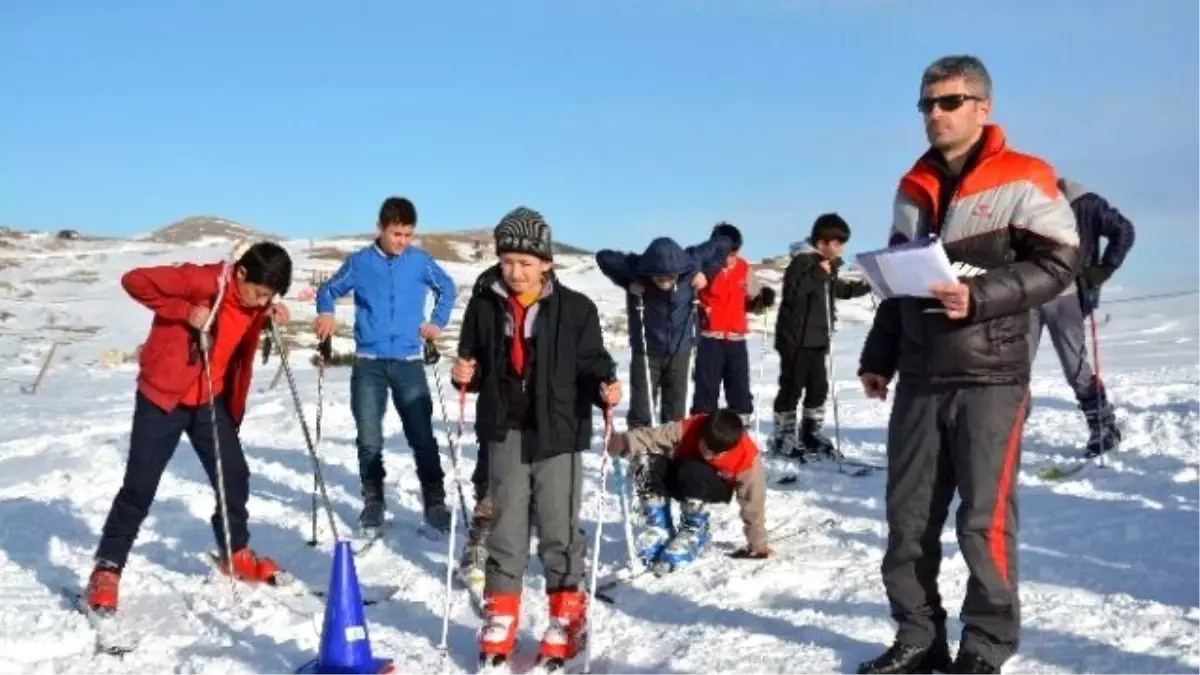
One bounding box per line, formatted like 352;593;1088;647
84;242;293;614
693;223;775;422
607;408;771;569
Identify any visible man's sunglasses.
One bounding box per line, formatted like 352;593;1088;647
917;94;982;114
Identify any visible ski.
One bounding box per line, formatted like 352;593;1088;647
777;458;883;484
593;517;838;603
62;587;138;656
201;551;397;606
61;585;199;657
1037;450;1113;481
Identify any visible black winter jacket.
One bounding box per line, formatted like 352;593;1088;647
858;125;1080;387
775;244;872;356
454;265;617;461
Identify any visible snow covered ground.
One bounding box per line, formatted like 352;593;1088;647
0;237;1196;673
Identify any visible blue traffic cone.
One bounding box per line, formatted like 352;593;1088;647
296;541;394;674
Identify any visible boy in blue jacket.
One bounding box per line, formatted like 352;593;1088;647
313;196;458;535
596;235;731;429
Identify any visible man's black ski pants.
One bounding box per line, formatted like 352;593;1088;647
882;379;1028;670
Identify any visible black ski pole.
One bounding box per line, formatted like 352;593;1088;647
270;319;340;543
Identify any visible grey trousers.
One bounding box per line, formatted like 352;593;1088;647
1030;290;1095;400
485;430;586;595
882;380;1028;669
628;349;694;428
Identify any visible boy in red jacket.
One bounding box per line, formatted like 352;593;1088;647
606;408;771;570
693;223;775;421
84;242;293;614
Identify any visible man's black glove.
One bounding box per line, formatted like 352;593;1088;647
423;339;441;365
1082;264;1113;287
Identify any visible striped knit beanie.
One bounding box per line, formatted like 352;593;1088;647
494;206;554;262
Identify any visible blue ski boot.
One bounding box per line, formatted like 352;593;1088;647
656;499;710;574
635;495;673;565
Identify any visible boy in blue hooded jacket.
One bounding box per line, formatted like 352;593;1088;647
313;196;458;536
596;235;732;429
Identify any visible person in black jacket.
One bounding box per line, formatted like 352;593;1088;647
770;213;871;460
855;56;1079;675
451;206;621;668
595;235;731;429
1027;177;1135;457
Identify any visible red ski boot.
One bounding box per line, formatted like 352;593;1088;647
478;592;521;669
84;567;120;614
538;589;588;667
212;547;287;585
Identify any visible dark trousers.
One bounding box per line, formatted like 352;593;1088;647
640;455;734;504
882;380;1028;669
772;347;830;413
628;349;693;429
96;392;250;570
691;337;752;416
350;357;446;502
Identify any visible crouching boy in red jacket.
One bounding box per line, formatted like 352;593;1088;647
607;408;771;572
84;242;293;613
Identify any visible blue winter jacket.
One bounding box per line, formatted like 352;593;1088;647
1059;179;1136;315
315;243;457;360
595;236;731;357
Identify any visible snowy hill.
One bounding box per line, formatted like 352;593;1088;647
0;230;1195;673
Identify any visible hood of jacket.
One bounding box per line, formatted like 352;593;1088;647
636;237;698;279
788;240;818;258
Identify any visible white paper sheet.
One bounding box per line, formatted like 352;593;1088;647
854;237;960;300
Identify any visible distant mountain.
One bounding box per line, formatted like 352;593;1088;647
136;216;276;245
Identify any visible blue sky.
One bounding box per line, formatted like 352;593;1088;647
1;0;1196;291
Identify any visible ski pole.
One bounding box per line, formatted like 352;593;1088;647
823;286;843;458
306;338;332;547
196;263;236;592
1089;312;1107;468
270;318;341;543
583;406;615;675
433;341;472;656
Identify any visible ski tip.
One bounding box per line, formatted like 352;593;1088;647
777;475;798;485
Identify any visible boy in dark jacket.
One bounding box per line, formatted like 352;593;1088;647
451;207;621;669
84;242;293;614
595;236;731;429
606;409;771;571
772;213;871;460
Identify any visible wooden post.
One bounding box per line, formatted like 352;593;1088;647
21;342;58;395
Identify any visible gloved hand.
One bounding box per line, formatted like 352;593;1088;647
749;286;776;314
1082;264;1113;287
729;543;772;559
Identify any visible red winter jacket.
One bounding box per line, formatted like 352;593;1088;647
697;256;753;336
122;262;267;424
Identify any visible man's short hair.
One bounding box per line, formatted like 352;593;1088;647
236;241;293;296
920;55;992;100
810;212;851;245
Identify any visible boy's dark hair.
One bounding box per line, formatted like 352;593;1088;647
810;212;851;245
700;409;745;454
711;221;743;252
378;197;417;228
237;241;293;297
